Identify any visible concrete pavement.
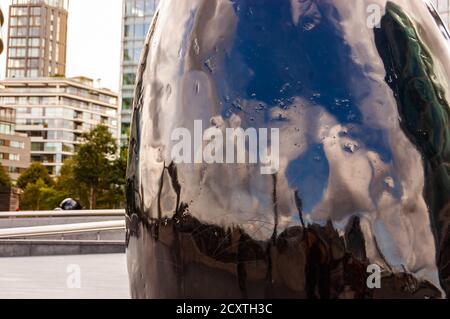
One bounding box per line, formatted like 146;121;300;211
0;253;130;299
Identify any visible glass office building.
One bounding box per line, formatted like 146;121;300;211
0;77;119;175
5;0;68;78
119;0;159;144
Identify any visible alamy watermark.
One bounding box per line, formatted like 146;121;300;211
66;264;81;289
367;264;382;289
170;120;280;175
367;4;382;29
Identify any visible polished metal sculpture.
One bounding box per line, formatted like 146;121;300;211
126;0;450;299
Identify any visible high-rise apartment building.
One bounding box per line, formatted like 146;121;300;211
119;0;159;144
0;77;119;175
1;4;31;182
433;0;450;28
5;0;68;78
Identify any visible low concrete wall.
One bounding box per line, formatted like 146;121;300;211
0;240;125;257
0;216;124;228
0;216;125;241
1;229;126;241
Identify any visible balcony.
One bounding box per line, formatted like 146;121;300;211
0;116;15;125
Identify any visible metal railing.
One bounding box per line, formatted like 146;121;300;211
0;209;126;219
0;220;126;239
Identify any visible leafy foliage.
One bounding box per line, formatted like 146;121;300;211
0;166;12;188
17;162;54;190
73;125;119;209
19;125;127;210
20;180;43;210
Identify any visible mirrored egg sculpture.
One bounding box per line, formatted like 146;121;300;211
126;0;450;299
59;198;83;211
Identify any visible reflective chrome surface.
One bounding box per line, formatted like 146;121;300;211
126;0;450;299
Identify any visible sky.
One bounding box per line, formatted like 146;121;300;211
0;0;123;92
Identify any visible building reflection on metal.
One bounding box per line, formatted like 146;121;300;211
126;0;450;299
432;0;450;29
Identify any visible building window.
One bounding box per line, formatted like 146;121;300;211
27;58;40;68
0;124;13;135
9;154;20;161
30;7;41;16
28;48;40;57
45;108;63;117
12;7;28;16
28;38;40;47
10;141;25;149
8;167;21;174
123;73;136;86
9;48;26;57
122;98;133;110
8;58;26;68
121;123;131;136
134;23;147;38
133;48;141;63
30;16;41;26
124;24;132;38
9;17;18;26
10;38;27;46
28;69;39;77
32;142;63;153
123;48;132;62
30;27;41;37
8;69;25;78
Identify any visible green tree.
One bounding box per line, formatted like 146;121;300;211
73;125;118;209
56;158;78;193
99;145;128;209
20;178;67;211
55;158;89;208
0;166;12;188
19;126;127;210
40;187;68;210
17;162;54;190
20;179;46;211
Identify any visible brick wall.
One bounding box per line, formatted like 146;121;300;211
0;187;21;212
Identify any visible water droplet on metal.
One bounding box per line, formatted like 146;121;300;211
384;176;395;189
232;100;243;111
280;83;291;94
204;58;215;73
193;38;200;55
343;142;358;153
303;22;316;31
195;82;200;94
